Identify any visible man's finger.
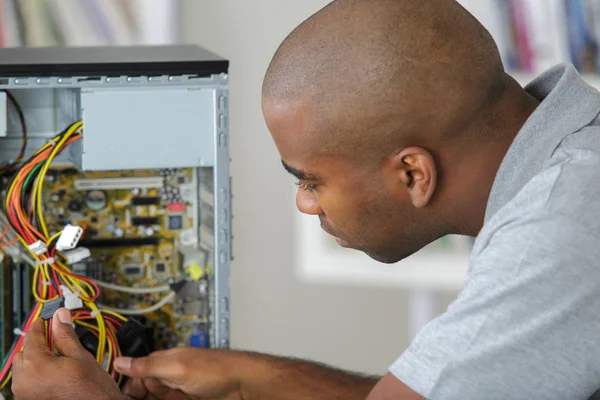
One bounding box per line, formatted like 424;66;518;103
11;352;23;380
144;378;188;400
51;308;88;358
23;319;53;360
121;377;149;400
114;354;182;380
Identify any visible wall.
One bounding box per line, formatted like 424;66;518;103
180;0;420;375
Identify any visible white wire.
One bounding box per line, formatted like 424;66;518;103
98;292;175;315
0;210;37;267
93;279;171;294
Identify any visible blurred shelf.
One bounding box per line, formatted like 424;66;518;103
297;248;470;291
294;207;469;291
0;0;178;47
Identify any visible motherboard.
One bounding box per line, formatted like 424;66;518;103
1;166;217;353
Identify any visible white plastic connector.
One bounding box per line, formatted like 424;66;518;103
60;284;83;311
56;225;83;251
35;257;55;265
28;240;47;255
62;247;90;265
64;296;83;311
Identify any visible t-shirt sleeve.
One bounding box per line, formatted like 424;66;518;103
390;211;600;400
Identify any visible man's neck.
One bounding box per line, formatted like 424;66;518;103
447;76;541;236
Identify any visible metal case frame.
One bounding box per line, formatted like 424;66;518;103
0;53;231;348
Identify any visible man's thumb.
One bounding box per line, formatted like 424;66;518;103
114;355;164;378
51;308;87;358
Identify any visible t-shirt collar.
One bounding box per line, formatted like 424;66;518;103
484;63;600;223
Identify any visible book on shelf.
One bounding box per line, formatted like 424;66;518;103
0;0;141;47
481;0;600;75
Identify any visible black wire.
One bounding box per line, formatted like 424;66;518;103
46;235;59;255
0;90;27;175
19;160;43;213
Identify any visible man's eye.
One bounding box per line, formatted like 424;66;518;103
295;181;317;192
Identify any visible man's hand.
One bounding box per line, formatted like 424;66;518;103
11;308;124;400
115;348;245;400
116;348;378;400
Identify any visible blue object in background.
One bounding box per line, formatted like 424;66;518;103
190;328;210;348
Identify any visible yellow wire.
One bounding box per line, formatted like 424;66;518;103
32;265;57;303
101;309;127;322
34;121;82;237
105;329;114;372
2;121;127;386
3;128;61;216
0;371;11;389
85;302;106;363
46;231;62;247
74;320;97;331
54;259;97;299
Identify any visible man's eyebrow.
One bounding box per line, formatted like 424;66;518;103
281;160;321;181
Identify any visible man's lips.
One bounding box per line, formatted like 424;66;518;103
320;221;350;247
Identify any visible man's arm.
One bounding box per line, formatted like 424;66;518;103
366;373;425;400
118;348;424;399
118;348;383;400
240;354;424;400
10;308;423;400
237;351;379;399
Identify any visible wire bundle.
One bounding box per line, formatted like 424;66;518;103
72;308;127;384
0;120;128;388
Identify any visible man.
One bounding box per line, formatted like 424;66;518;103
11;0;600;399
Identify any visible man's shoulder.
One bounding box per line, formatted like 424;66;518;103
486;128;600;235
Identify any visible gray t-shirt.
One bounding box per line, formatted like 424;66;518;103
389;63;600;399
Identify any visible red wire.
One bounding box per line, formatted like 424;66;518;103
8;203;33;243
0;303;41;378
49;265;100;300
107;328;118;376
72;313;124;332
51;268;62;296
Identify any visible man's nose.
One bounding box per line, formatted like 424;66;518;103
296;188;322;215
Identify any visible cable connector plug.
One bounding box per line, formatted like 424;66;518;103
62;247;90;265
41;297;65;320
56;225;83;251
28;240;47;255
168;278;187;293
59;285;83;311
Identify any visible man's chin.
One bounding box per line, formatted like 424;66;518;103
363;249;412;264
333;238;417;264
334;237;351;247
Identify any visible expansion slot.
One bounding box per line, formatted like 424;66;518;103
79;238;160;248
74;177;164;191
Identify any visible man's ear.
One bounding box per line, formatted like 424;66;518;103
385;146;437;208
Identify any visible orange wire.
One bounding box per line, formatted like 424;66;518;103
12;150;55;240
0;238;18;247
9;135;81;242
0;224;17;246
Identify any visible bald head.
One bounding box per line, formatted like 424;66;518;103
263;0;507;160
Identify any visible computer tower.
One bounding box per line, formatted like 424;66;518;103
0;45;231;392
